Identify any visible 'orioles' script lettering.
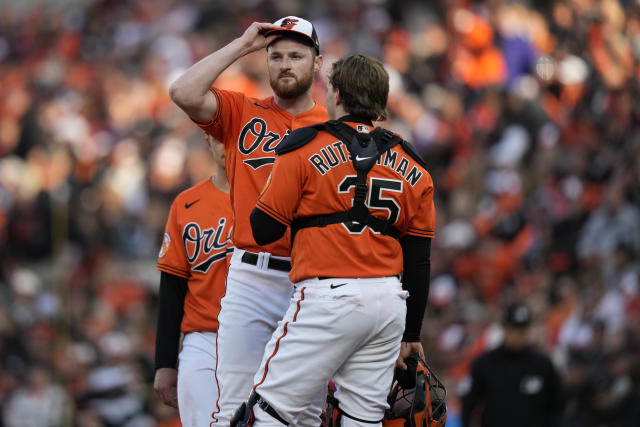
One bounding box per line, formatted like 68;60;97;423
238;118;290;170
183;218;233;273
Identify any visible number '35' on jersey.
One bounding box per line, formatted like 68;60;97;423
256;121;435;282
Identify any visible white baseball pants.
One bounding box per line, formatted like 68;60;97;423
177;331;219;427
252;276;408;426
215;249;327;425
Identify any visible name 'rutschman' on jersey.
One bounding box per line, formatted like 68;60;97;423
307;141;424;187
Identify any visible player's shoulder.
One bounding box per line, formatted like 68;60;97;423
172;178;212;206
213;86;249;99
277;120;373;154
214;87;270;108
377;136;432;187
275;123;327;155
395;138;428;169
403;150;433;188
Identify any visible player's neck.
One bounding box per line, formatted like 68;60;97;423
331;105;348;120
273;92;315;116
211;168;229;193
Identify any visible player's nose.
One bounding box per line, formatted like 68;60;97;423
280;56;293;69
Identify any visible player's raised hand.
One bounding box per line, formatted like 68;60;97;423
154;368;179;408
237;22;282;53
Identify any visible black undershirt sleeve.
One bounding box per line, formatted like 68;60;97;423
400;235;431;342
154;271;188;370
250;207;287;246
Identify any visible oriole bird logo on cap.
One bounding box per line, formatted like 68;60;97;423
280;17;299;30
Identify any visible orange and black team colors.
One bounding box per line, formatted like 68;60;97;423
157;179;233;332
196;87;328;426
256;121;435;283
155;178;233;426
195;89;327;256
240;54;435;426
248;120;435;426
169;15;329;425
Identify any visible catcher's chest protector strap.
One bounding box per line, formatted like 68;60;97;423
281;120;405;239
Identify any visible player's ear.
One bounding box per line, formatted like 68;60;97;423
335;88;342;105
313;54;323;73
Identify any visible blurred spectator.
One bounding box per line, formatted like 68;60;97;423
459;303;565;427
577;178;640;267
2;364;71;427
77;332;154;427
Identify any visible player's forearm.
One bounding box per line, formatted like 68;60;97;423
400;236;431;342
169;38;250;119
155;272;187;369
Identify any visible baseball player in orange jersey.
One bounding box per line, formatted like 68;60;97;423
153;134;233;426
169;16;329;425
242;54;435;426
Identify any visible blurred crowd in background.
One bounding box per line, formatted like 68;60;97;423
1;0;640;425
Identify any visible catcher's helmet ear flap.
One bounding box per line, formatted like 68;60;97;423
383;354;447;427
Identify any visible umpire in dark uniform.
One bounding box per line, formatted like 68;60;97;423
460;303;565;427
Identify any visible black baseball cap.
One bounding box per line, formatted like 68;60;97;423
502;303;532;328
264;16;320;54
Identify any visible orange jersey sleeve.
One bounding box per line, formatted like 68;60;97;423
157;178;233;333
256;122;436;282
193;88;328;256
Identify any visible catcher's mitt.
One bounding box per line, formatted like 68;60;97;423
321;353;447;427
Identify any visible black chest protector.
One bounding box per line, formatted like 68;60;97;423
276;120;426;240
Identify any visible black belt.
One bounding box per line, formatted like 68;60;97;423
241;252;291;272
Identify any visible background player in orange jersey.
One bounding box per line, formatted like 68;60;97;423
245;54;435;426
153;134;233;426
169;16;329;425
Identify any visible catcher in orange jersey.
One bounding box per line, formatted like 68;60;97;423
169;16;329;426
241;54;436;426
153;134;233;426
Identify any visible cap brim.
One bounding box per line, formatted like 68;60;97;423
264;29;318;53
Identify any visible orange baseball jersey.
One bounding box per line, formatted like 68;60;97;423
157;178;233;333
256;121;436;282
194;88;328;257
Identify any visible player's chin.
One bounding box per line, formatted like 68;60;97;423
275;78;295;90
273;81;307;99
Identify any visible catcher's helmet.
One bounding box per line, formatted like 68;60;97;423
383;354;447;427
321;354;447;427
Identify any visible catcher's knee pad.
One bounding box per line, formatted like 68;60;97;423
230;391;289;426
322;383;383;426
